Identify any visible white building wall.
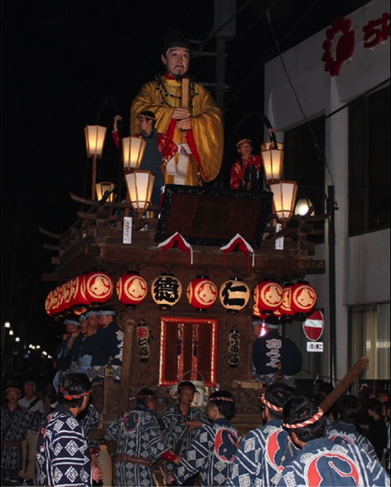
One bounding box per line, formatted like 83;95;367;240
265;0;390;382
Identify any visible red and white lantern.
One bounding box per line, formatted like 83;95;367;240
71;275;91;309
279;286;295;316
187;276;218;311
117;273;148;308
291;283;317;314
84;271;114;305
254;281;283;317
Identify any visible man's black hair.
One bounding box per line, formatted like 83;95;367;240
162;29;191;56
177;381;196;393
60;373;91;409
283;396;326;443
137;110;157;128
368;398;383;416
264;383;295;420
136;388;157;407
208;390;235;420
336;395;361;425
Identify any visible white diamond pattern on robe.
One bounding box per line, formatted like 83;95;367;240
244;437;255;453
65;466;78;483
53;420;64;432
66;417;80;430
53;467;63;483
65;440;79;456
54;442;63;456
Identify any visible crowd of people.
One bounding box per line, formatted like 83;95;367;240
2;368;390;486
53;307;124;390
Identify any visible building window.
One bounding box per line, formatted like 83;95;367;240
349;87;390;236
284;117;326;244
349;303;390;380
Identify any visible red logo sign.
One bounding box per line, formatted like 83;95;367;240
303;310;324;341
322;16;356;77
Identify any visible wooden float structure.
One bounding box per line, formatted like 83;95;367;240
40;186;327;431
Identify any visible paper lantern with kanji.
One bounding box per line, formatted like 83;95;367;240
71;275;91;309
117;273;148;308
254;281;283;317
219;277;250;313
151;272;182;310
187;276;218;311
45;291;54;317
84;271;114;305
56;285;66;314
62;280;74;311
291;283;317;316
50;288;59;315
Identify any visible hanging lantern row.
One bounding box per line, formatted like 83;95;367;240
253;281;317;322
45;272;114;317
45;270;316;319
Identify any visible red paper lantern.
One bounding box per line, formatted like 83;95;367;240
219;277;250;313
291;283;317;314
117;273;148;308
72;275;91;308
56;285;66;314
187;276;218;311
279;286;295;316
62;280;73;311
50;288;59;315
84;271;114;305
254;281;283;316
45;291;53;317
151;272;182;309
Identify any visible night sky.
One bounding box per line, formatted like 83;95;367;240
2;0;371;375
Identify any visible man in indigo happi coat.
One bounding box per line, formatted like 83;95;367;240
276;395;390;487
229;383;298;487
169;391;241;487
105;388;179;487
163;381;209;483
36;373;102;487
326;394;378;462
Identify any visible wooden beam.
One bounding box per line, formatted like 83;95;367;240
41;273;59;282
319;356;369;413
43;244;60;251
38;227;62;240
118;315;136;417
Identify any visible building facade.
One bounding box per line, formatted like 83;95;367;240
264;0;390;386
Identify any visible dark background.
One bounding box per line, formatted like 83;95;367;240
2;0;371;377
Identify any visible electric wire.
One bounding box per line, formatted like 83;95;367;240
265;6;337;188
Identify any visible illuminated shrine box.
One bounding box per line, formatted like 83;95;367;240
156;185;273;249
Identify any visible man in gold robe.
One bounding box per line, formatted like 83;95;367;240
130;31;224;187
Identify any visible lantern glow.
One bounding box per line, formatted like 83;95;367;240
261;141;284;183
122;136;147;172
270;181;298;224
125;170;155;215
